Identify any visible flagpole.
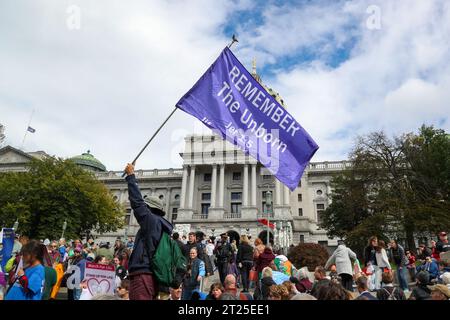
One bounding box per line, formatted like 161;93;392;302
21;109;35;150
121;36;239;177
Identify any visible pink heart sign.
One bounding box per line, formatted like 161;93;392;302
87;278;111;296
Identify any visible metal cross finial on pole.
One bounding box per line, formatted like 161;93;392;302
121;36;239;178
228;34;238;48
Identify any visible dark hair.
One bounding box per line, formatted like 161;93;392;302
119;279;130;291
94;255;105;264
376;240;386;252
188;232;195;236
315;266;326;276
114;255;123;262
172;232;180;240
356;275;369;290
208;282;224;296
416;271;429;284
191;291;201;300
21;240;43;263
170;280;182;290
316;281;350;300
368;236;378;246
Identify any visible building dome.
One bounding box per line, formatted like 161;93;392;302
251;58;285;107
70;150;106;172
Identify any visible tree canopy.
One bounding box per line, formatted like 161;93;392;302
320;125;450;254
0;157;124;240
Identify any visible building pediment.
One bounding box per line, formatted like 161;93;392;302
0;146;34;164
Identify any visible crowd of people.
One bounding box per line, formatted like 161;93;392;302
1;163;448;301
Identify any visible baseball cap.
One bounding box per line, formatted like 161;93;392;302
439;231;447;236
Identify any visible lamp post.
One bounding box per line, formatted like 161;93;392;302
265;191;273;246
124;225;129;243
61;220;67;240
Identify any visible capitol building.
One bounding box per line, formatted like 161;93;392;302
0;141;349;251
0;65;349;251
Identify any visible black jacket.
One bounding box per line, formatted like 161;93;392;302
126;174;173;274
260;276;276;300
237;243;254;263
364;245;377;266
409;285;431;300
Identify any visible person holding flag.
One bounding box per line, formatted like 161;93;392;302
124;162;173;300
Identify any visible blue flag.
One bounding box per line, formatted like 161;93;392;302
27;126;36;133
176;47;318;191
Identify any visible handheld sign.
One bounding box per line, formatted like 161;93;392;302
0;228;15;270
84;262;115;297
176;47;318;190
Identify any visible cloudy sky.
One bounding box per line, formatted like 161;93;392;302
1;0;449;171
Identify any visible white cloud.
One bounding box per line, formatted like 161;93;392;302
0;0;449;170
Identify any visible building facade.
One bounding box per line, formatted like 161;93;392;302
0;144;350;248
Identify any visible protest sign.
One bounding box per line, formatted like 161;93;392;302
84;262;115;296
0;228;15;270
177;47;318;190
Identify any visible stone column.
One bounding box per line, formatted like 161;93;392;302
165;187;171;216
243;164;249;206
283;185;290;205
188;165;196;209
180;166;188;209
211;164;217;208
251;164;257;206
218;164;225;207
275;180;281;206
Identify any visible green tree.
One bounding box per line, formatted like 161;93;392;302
320;125;450;254
0;157;124;240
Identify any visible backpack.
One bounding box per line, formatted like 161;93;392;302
151;232;187;287
383;287;397;300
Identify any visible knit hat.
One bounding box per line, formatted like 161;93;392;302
144;195;165;214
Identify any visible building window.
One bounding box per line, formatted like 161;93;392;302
172;207;178;220
159;194;164;200
231;203;241;214
201;193;211;201
318;240;328;247
298;180;302;188
298;208;303;216
124;214;131;226
231;192;242;201
300;235;305;243
201;203;210;215
204;173;211;182
316;189;323;196
174;194;180;200
231;192;242;214
232;172;242;181
113;195;118;201
316;203;325;224
263;175;271;180
298;194;302;202
261;191;273;214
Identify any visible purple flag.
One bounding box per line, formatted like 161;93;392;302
176;47;318;191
